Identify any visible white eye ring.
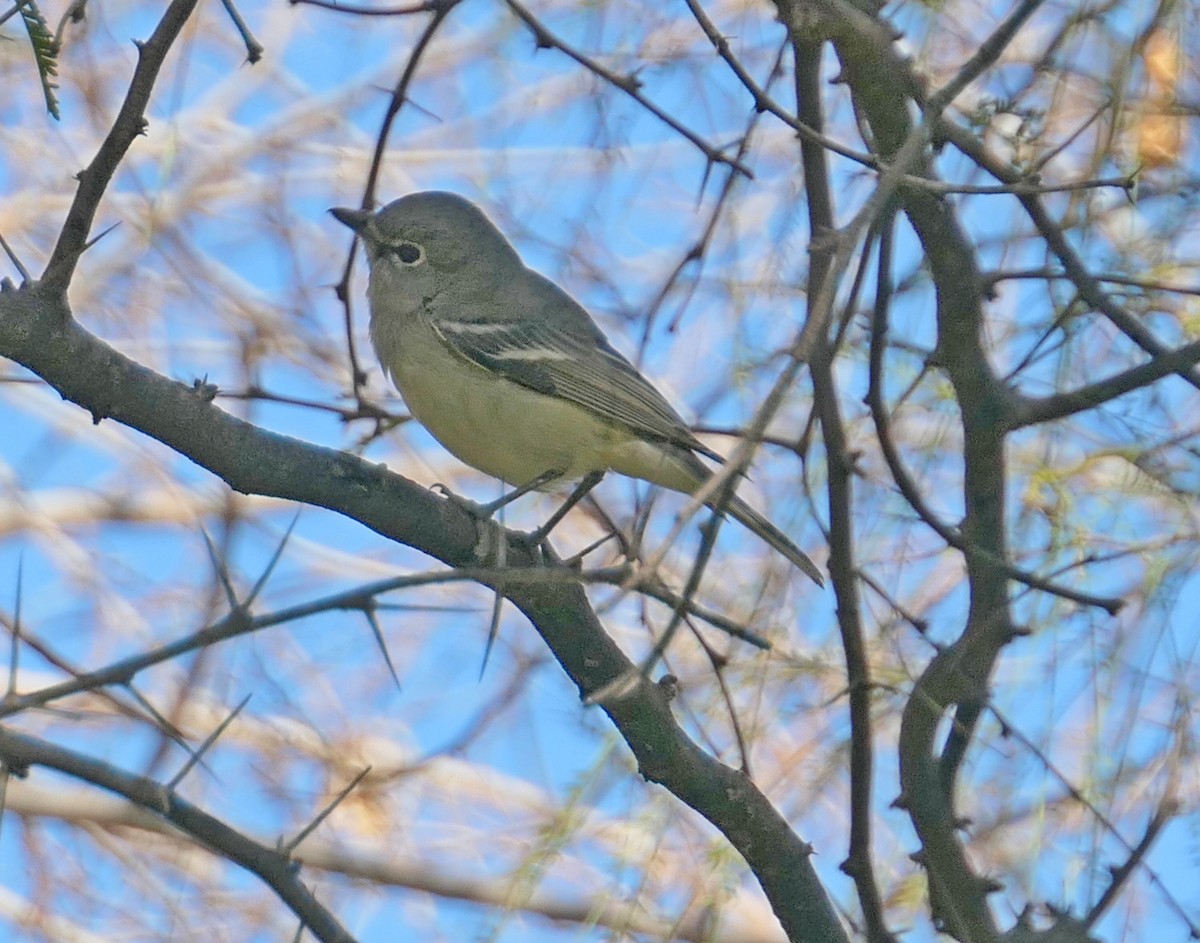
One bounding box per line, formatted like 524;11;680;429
387;240;425;266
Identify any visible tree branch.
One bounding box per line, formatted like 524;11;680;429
500;0;753;178
0;726;357;943
0;280;847;943
791;26;896;943
41;0;204;295
1007;340;1200;429
937;118;1200;394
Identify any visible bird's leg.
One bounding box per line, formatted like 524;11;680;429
479;469;563;516
433;469;562;520
524;470;605;552
476;471;599;679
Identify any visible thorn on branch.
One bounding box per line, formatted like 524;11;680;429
166;693;252;789
0;232;32;284
364;604;402;692
279;765;374;857
617;72;643;94
192;377;219;402
80;222;122;259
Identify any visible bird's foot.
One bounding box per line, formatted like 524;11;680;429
431;483;552;566
431;483;501;521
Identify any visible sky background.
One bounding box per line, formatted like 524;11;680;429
0;0;1197;940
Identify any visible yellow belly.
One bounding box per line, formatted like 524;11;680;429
398;357;620;485
371;306;705;494
374;317;615;486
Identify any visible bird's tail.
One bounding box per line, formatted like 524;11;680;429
613;442;824;585
722;492;825;587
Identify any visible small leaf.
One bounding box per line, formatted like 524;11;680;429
17;0;60;120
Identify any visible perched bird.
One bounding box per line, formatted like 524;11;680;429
331;192;823;586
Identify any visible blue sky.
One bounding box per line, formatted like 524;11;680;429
1;0;1198;940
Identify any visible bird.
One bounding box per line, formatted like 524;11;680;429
330;191;823;586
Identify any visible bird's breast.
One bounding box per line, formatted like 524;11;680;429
371;311;623;487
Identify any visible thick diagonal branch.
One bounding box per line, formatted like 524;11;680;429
0;281;847;943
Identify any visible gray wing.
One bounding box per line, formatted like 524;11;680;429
426;293;720;462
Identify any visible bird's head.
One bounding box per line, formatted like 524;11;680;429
331;191;522;305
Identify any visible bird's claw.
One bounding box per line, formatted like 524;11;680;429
431;483;551;566
431;483;498;520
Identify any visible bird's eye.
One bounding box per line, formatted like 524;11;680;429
386;241;425;266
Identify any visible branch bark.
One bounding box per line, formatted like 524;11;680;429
0;279;847;943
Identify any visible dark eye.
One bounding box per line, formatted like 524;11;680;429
387;241;425;266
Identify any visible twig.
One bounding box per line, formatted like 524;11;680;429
291;0;441;13
1084;801;1177;930
334;0;460;396
165;693;252;789
501;0;752;178
42;0;203;294
938;118;1200;393
0;727;358;943
1008;340;1200;429
864;268;1124;614
280;766;373;855
683;0;876;168
217;0;264;63
924;0;1048;114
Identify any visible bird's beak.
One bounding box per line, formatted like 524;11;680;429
329;207;373;234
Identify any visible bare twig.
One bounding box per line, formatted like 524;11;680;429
1009;340;1200;428
41;0;203;294
217;0;264;63
1084;801;1177;930
938;118;1200;393
501;0;752;178
683;0;877;168
291;0;442;14
333;0;460;396
0;727;358;943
